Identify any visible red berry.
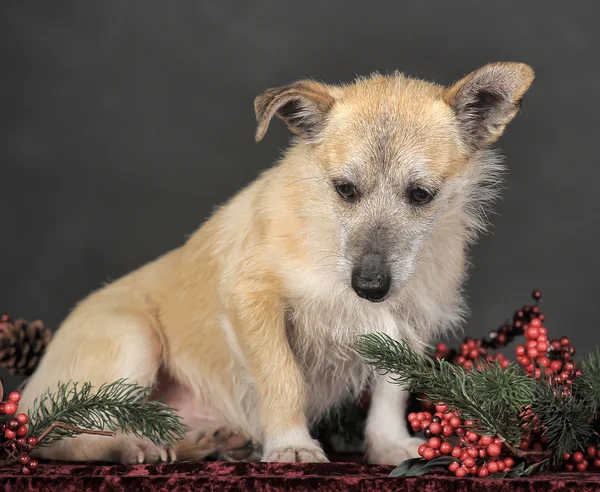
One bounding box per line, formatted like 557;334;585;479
435;403;448;413
16;437;27;448
587;446;597;458
21;466;31;476
573;451;584;463
463;419;475;427
487;443;502;457
561;337;570;346
440;441;453;455
28;459;38;470
16;413;28;425
530;318;542;328
428;437;442;449
479;435;494;446
577;461;589;472
504;457;515;468
468;448;479;459
408;412;418;422
443;425;454;437
422;420;431;428
418;444;427;457
550;360;563;372
515;345;526;356
422;447;436;460
450;417;462;428
594;459;600;469
527;348;539;359
478;466;490;477
463;457;475;468
466;431;479;442
478;448;487;459
27;437;39;447
7;419;20;431
538;357;550;368
449;462;460;472
18;454;29;465
411;421;421;431
537;342;549;353
9;392;21;403
455;467;467;478
525;364;534;373
429;422;442;435
565;463;574;472
526;326;540;339
417;412;425;421
5;429;16;439
4;402;17;415
487;461;499;473
452;446;462;458
16;425;27;437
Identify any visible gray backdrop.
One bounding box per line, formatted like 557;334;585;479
2;1;599;389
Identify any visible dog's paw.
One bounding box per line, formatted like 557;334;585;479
117;437;177;465
262;445;329;463
196;427;256;461
367;437;424;465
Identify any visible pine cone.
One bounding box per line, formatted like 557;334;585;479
0;317;52;376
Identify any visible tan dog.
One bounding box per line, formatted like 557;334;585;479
19;62;534;465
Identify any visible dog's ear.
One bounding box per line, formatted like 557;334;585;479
254;81;335;142
444;62;535;149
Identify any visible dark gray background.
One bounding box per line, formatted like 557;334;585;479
2;1;599;389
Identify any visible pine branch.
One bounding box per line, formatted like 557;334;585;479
530;381;595;461
28;379;186;447
356;333;533;446
575;348;600;413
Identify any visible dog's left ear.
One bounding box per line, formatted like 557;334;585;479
254;81;335;142
444;62;535;149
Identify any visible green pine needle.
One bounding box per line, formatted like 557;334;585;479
27;379;186;447
575;348;600;413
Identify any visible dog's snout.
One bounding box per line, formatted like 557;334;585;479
351;254;391;302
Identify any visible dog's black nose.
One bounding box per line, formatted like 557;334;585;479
351;254;391;302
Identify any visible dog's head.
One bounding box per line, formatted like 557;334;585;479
255;63;534;303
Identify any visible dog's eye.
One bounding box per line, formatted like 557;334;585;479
334;182;358;201
410;187;434;204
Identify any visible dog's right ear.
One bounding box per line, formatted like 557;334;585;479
254;81;335;142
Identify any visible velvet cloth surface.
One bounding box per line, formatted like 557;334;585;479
1;460;600;491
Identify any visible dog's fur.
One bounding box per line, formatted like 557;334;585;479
19;62;534;465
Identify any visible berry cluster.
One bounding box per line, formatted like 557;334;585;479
413;290;600;475
0;390;39;475
409;406;515;477
563;446;600;472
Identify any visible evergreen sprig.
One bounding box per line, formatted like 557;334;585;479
356;332;600;458
356;332;531;445
28;379;186;447
575;349;600;413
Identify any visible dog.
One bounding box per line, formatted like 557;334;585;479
19;62;534;465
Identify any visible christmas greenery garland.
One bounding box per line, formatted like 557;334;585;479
356;291;600;478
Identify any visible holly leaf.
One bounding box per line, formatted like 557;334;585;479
389;458;422;477
389;457;458;477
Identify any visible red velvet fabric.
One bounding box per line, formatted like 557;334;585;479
1;460;600;491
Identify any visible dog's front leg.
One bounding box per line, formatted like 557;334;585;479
230;291;328;463
365;373;424;465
